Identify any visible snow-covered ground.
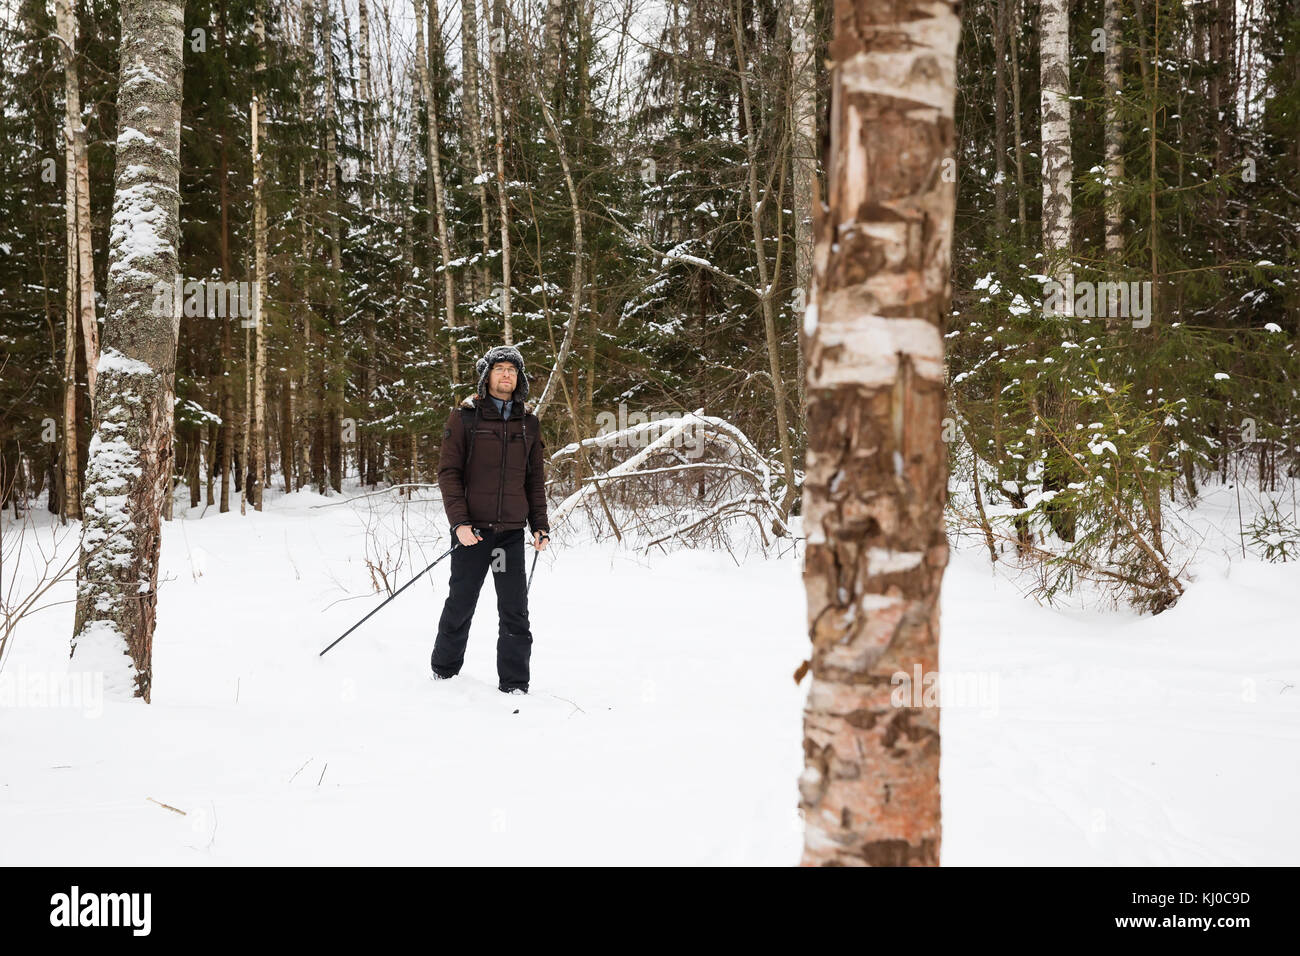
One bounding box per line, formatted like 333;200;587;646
1;481;1297;865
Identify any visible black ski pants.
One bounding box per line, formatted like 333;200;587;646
431;527;532;692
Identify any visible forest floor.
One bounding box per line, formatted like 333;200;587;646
1;478;1297;864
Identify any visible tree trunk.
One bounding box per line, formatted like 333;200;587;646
1103;0;1124;295
415;0;460;384
461;0;492;314
187;430;201;508
321;0;344;494
1009;0;1027;241
60;272;79;521
250;7;267;510
205;418;216;505
296;8;311;493
321;0;342;276
71;0;186;703
487;0;513;341
527;24;584;422
217;2;234;512
544;0;564;93
219;299;233;512
994;0;1009;232
240;316;251;513
1040;0;1073;290
57;0;100;409
789;0;816;414
356;0;377;477
357;0;375;205
294;0;316;494
798;0;957;866
732;0;796;527
75;120;99;406
56;0;82;521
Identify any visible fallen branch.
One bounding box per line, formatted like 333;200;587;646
644;493;788;550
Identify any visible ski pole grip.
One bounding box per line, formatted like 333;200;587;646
453;524;484;546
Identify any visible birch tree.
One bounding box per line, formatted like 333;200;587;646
55;0;98;520
71;0;186;703
357;0;375;200
1103;0;1124;262
789;0;817;412
461;0;493;309
1040;0;1073;294
56;0;99;406
57;0;80;521
544;0;564;93
487;0;513;341
798;0;958;866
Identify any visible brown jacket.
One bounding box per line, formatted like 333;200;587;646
437;395;548;534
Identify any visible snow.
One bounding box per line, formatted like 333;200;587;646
1008;294;1032;316
115;128;156;149
802;303;818;336
943;546;1300;864
66;621;137;699
107;180;176;283
0;485;804;864
1;481;1297;864
121;64;167;90
662;252;711;269
97;348;153;377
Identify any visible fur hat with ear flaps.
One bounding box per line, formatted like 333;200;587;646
475;345;529;403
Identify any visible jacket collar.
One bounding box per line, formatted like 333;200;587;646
466;393;519;421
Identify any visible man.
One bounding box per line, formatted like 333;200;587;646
433;345;549;694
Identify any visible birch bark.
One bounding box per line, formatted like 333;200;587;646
798;0;958;866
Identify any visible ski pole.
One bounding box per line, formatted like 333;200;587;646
319;530;474;657
526;547;539;595
526;532;548;595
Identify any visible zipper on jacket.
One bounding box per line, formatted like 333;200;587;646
496;405;508;524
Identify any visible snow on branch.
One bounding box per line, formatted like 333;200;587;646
547;410;789;554
550;409;706;526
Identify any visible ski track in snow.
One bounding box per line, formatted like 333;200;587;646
1;482;1297;864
